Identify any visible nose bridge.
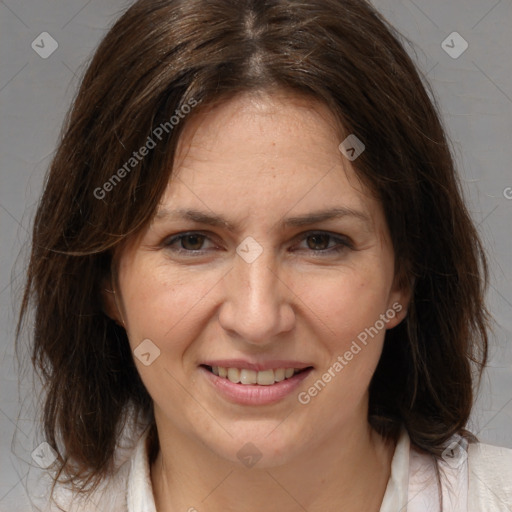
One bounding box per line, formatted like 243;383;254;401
244;250;279;306
220;244;293;343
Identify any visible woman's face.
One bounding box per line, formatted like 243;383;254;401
108;91;409;466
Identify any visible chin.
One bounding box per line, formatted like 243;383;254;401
207;427;304;469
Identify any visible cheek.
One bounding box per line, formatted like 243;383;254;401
296;268;392;343
299;274;393;403
118;257;218;351
117;259;222;405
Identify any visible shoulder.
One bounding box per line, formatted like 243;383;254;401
34;419;150;512
406;431;512;512
467;440;512;511
48;462;131;512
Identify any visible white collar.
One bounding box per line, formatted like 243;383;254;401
127;426;157;512
379;426;411;511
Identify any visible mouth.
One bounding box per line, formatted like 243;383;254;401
199;364;314;405
200;364;313;386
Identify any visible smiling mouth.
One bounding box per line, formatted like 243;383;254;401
201;365;313;386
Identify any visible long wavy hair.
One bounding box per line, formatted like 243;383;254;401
18;0;490;500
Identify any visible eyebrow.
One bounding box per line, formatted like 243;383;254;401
154;207;372;231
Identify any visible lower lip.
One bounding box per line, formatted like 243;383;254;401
200;366;313;405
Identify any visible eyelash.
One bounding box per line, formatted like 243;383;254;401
162;231;353;257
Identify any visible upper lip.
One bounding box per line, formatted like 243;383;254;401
201;360;314;372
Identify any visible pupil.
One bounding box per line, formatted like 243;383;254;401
183;235;204;250
308;234;329;250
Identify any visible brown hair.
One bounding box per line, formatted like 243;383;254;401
18;0;490;498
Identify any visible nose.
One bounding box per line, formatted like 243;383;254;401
218;246;295;346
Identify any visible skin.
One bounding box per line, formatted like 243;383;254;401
105;89;411;512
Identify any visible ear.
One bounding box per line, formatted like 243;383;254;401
100;274;125;327
385;272;414;330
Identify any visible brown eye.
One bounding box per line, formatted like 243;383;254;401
163;232;215;254
180;234;206;250
306;234;331;251
293;231;353;256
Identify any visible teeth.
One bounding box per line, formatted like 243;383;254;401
256;369;274;385
227;367;240;383
211;366;304;385
274;368;285;382
240;369;257;385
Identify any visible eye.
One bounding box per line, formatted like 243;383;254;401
163;232;216;254
162;230;353;257
293;231;353;255
306;233;332;250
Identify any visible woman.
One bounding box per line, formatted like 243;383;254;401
18;0;512;510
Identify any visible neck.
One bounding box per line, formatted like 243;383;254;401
150;415;396;512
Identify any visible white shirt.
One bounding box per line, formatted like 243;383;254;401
39;426;512;511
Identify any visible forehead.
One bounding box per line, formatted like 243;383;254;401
172;90;344;177
150;90;387;240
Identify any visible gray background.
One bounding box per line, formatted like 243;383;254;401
0;0;511;509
